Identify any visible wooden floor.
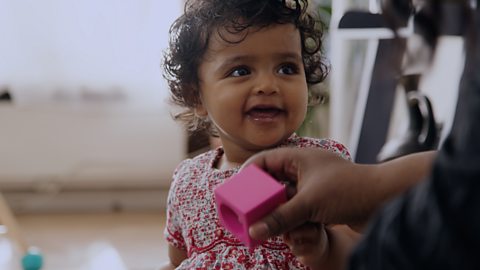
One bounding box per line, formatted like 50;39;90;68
0;212;169;270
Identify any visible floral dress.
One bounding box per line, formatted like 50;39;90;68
165;134;351;269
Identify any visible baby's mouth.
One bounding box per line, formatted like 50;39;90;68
246;106;285;120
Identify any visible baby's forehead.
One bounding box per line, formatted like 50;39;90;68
202;23;302;62
212;25;250;44
208;23;298;47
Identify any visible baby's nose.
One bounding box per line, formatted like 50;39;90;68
254;74;279;95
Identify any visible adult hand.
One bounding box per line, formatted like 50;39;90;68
283;223;361;270
243;147;373;241
243;148;435;241
283;222;328;268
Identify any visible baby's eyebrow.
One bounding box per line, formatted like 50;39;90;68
216;52;302;71
222;55;254;65
211;55;253;74
273;52;303;62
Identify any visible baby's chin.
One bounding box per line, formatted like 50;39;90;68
246;136;292;151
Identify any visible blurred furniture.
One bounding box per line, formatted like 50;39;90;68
0;193;43;270
0;102;185;213
330;4;464;163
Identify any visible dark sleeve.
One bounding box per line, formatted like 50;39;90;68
348;10;480;270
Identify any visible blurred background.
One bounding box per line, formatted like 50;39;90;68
0;1;183;269
0;0;184;213
0;0;465;269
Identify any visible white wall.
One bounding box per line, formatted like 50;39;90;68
0;1;186;189
0;0;180;103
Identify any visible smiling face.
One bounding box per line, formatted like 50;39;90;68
196;23;308;167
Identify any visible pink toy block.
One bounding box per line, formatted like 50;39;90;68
214;164;286;248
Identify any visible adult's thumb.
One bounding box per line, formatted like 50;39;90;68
248;195;309;240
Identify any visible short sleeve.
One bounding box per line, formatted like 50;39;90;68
319;138;352;161
287;135;352;161
164;161;189;251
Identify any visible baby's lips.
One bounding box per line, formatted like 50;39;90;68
247;108;283;119
246;103;286;117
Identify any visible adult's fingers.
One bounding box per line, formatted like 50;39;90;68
248;194;310;240
287;222;323;242
284;223;327;260
242;148;301;185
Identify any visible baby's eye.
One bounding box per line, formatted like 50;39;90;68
229;67;251;77
278;64;299;75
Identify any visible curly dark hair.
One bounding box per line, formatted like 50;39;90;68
163;0;328;133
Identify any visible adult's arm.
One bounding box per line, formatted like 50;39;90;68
245;148;435;240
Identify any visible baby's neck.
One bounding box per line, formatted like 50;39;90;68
217;155;242;170
216;135;292;170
